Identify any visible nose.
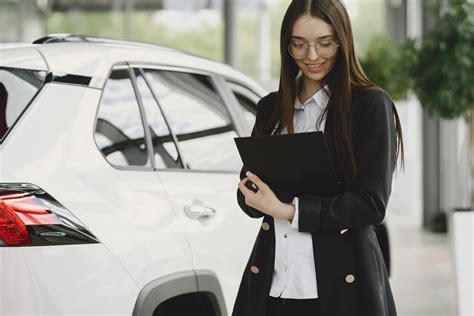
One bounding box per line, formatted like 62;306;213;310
307;44;319;60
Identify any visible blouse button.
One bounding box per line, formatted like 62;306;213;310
345;274;355;284
284;233;288;238
250;265;260;274
261;222;270;231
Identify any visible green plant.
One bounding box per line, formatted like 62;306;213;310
407;0;474;119
359;35;413;101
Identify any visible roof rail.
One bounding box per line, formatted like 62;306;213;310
32;33;221;64
33;33;86;44
32;33;177;52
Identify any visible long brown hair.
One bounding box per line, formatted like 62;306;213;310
264;0;404;181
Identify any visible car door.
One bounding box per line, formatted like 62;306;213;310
136;66;261;310
90;65;194;288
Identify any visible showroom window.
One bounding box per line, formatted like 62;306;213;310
143;69;241;172
94;68;151;168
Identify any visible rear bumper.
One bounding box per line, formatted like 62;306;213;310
0;244;138;315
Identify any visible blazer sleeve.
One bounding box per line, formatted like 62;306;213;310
235;94;274;218
298;90;397;233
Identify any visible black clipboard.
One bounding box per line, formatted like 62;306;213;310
234;131;342;196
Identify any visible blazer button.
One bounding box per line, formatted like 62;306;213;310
250;265;260;274
345;274;355;284
261;222;270;231
340;229;349;235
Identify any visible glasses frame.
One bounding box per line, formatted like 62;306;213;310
287;39;340;60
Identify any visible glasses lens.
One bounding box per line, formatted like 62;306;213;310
317;41;337;57
289;40;338;59
288;41;308;59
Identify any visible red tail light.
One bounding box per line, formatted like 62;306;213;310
0;193;61;245
0;197;31;245
0;183;99;247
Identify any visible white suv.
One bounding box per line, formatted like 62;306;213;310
0;35;266;316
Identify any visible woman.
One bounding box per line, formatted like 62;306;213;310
233;0;403;315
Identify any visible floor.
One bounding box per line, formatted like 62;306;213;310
387;210;458;316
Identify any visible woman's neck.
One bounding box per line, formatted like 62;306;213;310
298;77;322;103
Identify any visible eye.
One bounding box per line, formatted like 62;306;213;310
319;41;333;48
291;41;305;48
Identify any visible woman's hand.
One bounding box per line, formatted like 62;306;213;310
238;171;295;221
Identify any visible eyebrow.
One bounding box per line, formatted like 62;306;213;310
291;35;335;40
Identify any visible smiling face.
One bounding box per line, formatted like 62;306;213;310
291;14;338;91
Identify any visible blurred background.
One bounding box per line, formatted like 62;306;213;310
1;0;472;315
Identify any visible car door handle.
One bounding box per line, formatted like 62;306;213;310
184;205;216;220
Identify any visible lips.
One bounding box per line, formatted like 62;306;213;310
306;63;324;68
304;61;325;73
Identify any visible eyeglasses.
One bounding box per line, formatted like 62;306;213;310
288;38;339;59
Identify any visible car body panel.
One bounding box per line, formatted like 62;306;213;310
0;46;48;71
156;170;261;310
0;83;195;288
0;245;138;315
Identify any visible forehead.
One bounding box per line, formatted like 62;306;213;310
292;14;335;40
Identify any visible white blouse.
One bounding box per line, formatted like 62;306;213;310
269;85;329;299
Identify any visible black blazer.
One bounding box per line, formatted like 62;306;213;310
232;89;397;316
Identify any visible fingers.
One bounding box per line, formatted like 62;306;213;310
245;171;263;187
238;177;253;196
238;178;259;209
239;170;265;197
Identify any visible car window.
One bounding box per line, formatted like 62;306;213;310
0;67;45;142
225;81;259;133
133;69;182;169
94;68;151;168
143;69;241;172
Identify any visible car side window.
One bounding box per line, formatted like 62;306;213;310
133;69;183;169
0;67;45;141
94;68;151;168
225;81;259;134
143;69;241;172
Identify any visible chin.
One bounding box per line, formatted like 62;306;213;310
302;71;327;82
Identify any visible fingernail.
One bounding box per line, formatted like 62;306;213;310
246;171;253;177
